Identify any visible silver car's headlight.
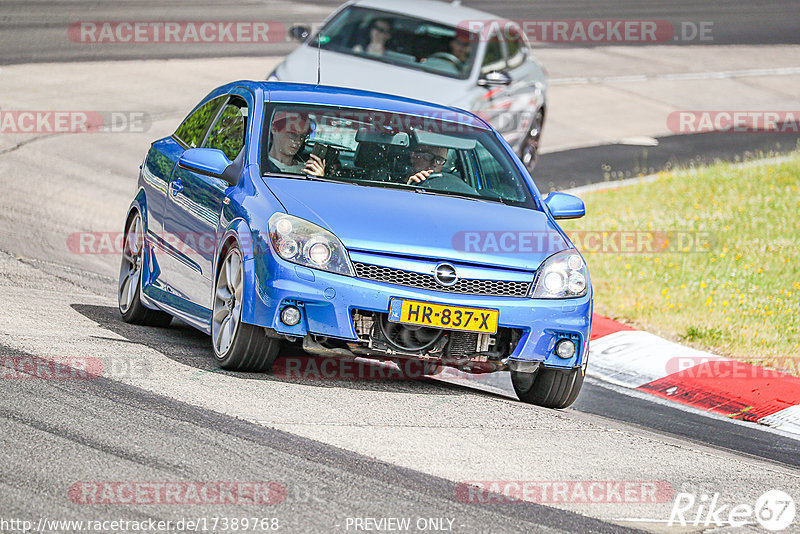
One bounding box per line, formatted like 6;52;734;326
268;214;354;276
530;250;588;299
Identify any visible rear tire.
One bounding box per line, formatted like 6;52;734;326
118;211;173;327
212;243;280;372
511;366;584;408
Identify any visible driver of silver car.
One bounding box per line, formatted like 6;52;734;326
448;33;473;64
405;144;449;184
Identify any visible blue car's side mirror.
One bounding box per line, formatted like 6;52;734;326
544;192;585;219
179;148;233;180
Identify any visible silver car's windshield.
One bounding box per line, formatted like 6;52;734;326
262;105;536;210
312;6;478;80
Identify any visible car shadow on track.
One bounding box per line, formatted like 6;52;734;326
70;303;491;399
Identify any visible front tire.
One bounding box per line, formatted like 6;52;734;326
212;243;279;371
511;366;584;408
118;211;172;327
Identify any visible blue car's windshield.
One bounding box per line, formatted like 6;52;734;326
262;104;536;209
312;6;477;80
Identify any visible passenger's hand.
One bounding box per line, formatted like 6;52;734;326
406;169;433;185
303;154;325;177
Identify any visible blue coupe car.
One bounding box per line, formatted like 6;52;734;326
119;81;592;408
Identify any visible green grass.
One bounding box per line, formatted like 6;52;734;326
559;152;800;375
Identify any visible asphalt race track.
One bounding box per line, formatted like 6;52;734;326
1;1;800;533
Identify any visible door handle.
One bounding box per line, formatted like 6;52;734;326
170;180;183;196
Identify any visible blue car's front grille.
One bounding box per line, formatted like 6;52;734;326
353;262;531;297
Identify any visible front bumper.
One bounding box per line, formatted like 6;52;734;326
246;254;592;370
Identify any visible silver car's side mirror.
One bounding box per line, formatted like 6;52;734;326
289;24;311;42
478;70;512;87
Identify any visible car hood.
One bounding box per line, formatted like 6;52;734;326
264;177;568;271
274;47;470;108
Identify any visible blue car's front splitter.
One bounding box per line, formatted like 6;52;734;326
245;258;592;370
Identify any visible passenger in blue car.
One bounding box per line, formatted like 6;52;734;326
404;144;448;185
266;111;325;176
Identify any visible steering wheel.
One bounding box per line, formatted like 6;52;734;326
417;172;479;195
426;52;463;68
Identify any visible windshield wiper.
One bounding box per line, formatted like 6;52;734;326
412;188;504;204
263;171;344;184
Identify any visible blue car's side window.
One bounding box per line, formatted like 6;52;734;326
204;98;248;161
174;96;225;149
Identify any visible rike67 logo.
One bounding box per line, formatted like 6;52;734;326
669;490;796;531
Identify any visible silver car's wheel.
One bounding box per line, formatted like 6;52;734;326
212;248;244;356
519;109;544;172
211;241;280;371
118;211;172;326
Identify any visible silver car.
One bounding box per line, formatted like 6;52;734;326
268;0;548;171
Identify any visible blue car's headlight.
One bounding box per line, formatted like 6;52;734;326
530;250;588;299
268;214;354;276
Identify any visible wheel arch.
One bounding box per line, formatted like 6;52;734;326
214;218;260;327
125;188;148;229
122;191;162;313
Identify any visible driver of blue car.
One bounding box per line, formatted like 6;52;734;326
405;144;448;184
266;111;325;177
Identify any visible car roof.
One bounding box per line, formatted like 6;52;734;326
351;0;505;29
222;81;491;129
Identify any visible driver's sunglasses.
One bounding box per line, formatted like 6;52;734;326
412;151;447;166
372;24;391;34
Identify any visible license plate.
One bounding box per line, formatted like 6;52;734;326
388;298;499;334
